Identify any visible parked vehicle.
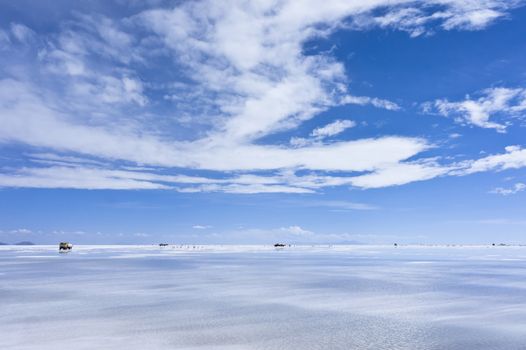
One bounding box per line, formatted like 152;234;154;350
59;242;73;252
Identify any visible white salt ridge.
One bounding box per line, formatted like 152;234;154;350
1;245;526;349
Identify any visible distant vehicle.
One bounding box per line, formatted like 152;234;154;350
159;243;169;247
59;242;73;252
274;243;286;248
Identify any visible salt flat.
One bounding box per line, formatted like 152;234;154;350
1;245;526;349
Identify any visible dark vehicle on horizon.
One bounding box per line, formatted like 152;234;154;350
59;242;73;252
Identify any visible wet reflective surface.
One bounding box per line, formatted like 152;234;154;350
1;245;526;349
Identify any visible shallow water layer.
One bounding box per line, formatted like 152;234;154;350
1;245;526;349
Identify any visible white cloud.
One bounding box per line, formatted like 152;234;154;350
210;225;400;244
0;29;11;48
0;1;525;194
351;0;525;36
216;225;317;244
98;76;148;106
1;142;525;192
0;166;172;190
36;15;148;109
340;95;401;110
52;230;86;236
0;78;430;172
2;142;526;193
289;137;315;148
133;232;151;237
428;87;526;132
28;153;108;167
42;49;87;76
290;118;360;147
490;183;526;196
9;228;32;234
279;225;313;236
311;120;356;138
192;225;212;230
0;79;168;166
178;183;315;194
368;7;433;37
54;14;140;64
10;23;35;43
294;200;378;211
348;160;452;189
457;145;526;175
439;3;504;30
140;0;511;145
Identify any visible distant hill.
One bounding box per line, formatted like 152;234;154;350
14;241;35;246
0;242;7;245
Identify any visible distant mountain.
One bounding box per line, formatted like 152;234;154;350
0;242;7;245
15;241;35;246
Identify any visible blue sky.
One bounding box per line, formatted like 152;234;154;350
1;0;526;244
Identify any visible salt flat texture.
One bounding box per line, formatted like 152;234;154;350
1;245;526;350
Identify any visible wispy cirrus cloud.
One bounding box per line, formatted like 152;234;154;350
0;0;525;193
490;183;526;196
192;225;212;230
1;143;526;192
311;120;356;138
10;23;35;44
456;145;526;175
8;228;32;234
288;199;378;211
424;87;526;132
350;0;525;36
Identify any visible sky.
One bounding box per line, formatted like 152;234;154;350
1;0;526;244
